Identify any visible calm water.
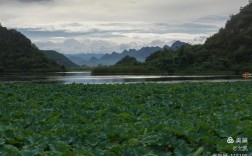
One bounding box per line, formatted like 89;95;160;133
0;72;250;84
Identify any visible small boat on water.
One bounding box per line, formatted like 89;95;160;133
243;72;252;78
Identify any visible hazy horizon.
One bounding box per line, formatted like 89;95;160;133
0;0;248;54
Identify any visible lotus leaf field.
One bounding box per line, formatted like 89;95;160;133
0;82;251;155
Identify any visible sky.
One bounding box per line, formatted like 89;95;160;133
0;0;249;54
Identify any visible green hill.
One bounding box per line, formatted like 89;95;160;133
93;3;252;75
42;50;79;69
204;3;252;63
115;55;140;66
0;24;64;72
145;3;252;74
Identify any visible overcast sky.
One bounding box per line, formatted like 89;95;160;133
0;0;249;54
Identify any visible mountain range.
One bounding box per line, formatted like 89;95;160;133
65;53;104;66
65;41;187;66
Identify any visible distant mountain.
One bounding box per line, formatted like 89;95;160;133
65;53;104;65
0;24;63;72
132;46;162;61
170;41;188;50
99;52;126;65
42;50;79;69
65;41;188;66
87;57;100;66
94;46;162;66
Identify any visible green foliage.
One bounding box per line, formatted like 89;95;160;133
0;26;63;72
145;48;177;73
201;58;231;70
0;82;251;155
204;3;252;62
42;50;79;69
115;55;140;66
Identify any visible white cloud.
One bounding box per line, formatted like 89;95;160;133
35;39;119;54
119;42;139;51
0;0;249;53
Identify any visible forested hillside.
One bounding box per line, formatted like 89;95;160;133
204;3;252;64
0;25;64;72
93;3;252;75
145;3;252;74
42;50;79;69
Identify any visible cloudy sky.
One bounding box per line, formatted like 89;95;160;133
0;0;248;54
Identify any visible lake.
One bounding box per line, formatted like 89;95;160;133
0;72;250;84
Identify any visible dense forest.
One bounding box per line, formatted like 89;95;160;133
93;3;252;75
42;50;79;69
0;25;64;72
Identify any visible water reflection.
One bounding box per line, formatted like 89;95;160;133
0;72;250;84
